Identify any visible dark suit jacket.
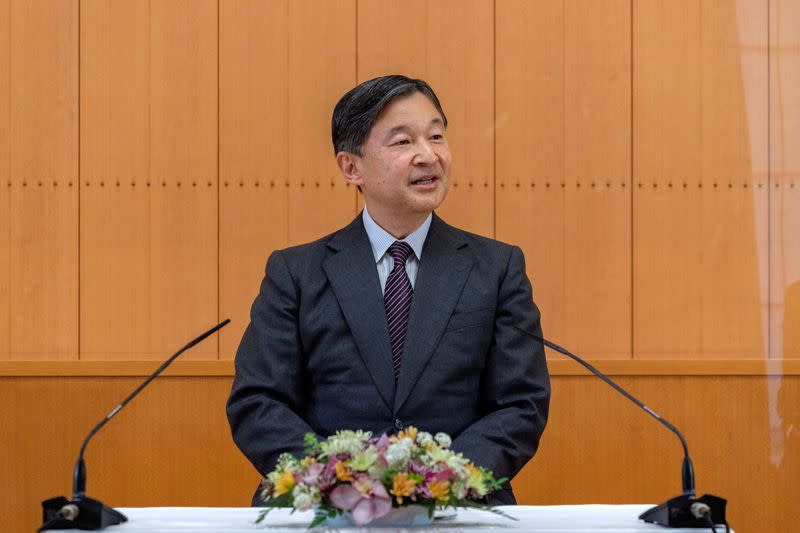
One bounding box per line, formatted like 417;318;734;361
226;213;550;505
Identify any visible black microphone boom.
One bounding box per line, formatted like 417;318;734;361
40;319;231;531
514;326;728;530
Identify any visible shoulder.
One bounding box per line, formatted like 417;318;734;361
265;217;361;271
432;215;521;264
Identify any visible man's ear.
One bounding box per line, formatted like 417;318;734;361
336;151;364;188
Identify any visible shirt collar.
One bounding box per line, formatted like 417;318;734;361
362;206;431;263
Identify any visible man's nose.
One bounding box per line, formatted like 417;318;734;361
414;140;438;165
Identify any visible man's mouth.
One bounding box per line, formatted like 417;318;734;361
410;175;438;186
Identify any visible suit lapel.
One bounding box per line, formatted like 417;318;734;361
323;216;396;411
393;214;474;412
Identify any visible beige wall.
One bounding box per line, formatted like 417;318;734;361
1;1;799;532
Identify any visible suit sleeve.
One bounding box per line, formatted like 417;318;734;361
226;250;315;476
450;245;551;486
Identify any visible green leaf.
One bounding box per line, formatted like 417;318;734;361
304;433;321;454
453;501;519;521
307;506;341;529
261;491;294;509
308;510;327;529
254;508;272;524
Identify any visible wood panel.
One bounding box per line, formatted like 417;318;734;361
7;0;78;360
496;0;566;348
0;377;254;533
497;0;630;359
358;0;494;237
698;0;766;358
512;375;800;533
219;0;290;359
563;0;630;359
80;0;150;359
3;358;800;377
286;0;357;246
148;0;218;359
81;1;218;360
0;0;9;359
633;0;767;360
770;0;800;359
1;375;797;533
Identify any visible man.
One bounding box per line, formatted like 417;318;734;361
227;75;550;506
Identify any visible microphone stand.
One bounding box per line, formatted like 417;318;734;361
516;326;728;530
39;319;230;531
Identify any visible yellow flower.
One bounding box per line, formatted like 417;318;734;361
390;472;417;504
466;463;487;496
273;470;295;497
427;479;450;502
390;426;418;443
466;463;483;481
300;457;314;468
335;461;353;481
401;426;418;441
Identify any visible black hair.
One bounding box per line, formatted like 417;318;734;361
331;75;448;156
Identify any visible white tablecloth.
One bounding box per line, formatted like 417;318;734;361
57;505;732;532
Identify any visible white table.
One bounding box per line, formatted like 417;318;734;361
57;505;732;532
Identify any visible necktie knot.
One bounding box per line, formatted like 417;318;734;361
388;241;414;268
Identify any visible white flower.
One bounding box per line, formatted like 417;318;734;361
446;453;469;471
385;439;412;467
293;491;313;511
349;447;379;472
426;447;469;473
292;485;320;512
451;481;468;499
416;431;434;446
434;432;452;448
321;430;372;456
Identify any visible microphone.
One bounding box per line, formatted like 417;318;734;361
39;319;231;531
514;326;728;530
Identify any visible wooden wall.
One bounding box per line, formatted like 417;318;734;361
1;1;798;532
1;368;798;533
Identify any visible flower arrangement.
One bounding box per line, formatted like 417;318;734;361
256;427;511;528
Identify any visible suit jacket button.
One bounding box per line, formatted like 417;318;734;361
393;418;404;431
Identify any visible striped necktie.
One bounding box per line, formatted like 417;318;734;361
384;241;414;379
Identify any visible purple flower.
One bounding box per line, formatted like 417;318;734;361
301;462;325;484
373;434;392;453
329;479;392;527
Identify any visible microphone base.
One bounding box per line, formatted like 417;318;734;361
40;496;128;531
639;493;727;528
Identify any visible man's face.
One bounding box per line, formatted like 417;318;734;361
343;91;451;228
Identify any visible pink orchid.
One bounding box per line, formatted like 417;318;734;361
329;480;392;526
301;461;325;484
374;434;392;453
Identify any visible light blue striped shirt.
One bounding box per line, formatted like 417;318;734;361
362;206;432;294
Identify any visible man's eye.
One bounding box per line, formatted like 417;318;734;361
431;134;444;141
393;139;410;145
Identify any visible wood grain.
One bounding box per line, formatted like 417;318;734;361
3;358;800;377
286;0;357;246
7;0;78;360
219;0;290;359
562;0;631;359
148;0;218;359
633;0;767;360
0;0;9;359
358;0;494;237
80;0;151;359
770;0;800;359
1;375;797;533
496;0;631;359
496;0;565;350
